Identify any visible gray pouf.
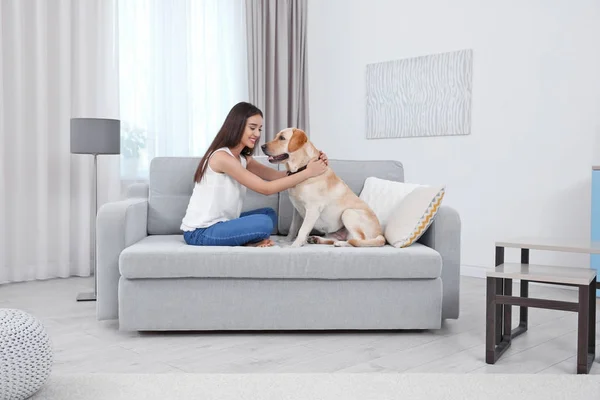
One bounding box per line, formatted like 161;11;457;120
0;309;53;400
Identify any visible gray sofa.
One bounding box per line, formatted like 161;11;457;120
96;157;461;331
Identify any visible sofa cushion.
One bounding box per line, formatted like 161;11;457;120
148;156;279;235
277;159;404;234
119;235;442;280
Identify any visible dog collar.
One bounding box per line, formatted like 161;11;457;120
286;164;308;176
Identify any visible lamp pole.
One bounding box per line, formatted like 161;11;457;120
77;152;98;302
70;117;120;303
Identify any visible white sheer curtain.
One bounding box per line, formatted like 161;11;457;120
118;0;249;180
0;0;247;284
0;0;120;284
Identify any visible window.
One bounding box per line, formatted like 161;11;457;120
118;0;248;179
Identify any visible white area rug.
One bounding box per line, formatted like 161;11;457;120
30;373;600;399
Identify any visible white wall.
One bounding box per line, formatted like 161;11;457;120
307;0;600;272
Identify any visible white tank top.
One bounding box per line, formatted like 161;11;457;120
180;147;248;231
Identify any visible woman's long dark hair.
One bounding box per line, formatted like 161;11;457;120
194;102;263;183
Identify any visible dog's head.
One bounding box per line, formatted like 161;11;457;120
261;128;310;165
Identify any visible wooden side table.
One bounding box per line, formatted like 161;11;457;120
487;238;600;374
591;165;600;297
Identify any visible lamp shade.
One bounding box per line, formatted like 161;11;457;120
70;118;121;155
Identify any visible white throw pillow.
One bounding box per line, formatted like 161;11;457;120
358;177;422;230
385;185;445;248
359;177;445;248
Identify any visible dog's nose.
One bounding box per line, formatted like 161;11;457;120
261;144;267;150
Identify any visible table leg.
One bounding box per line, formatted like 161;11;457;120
588;277;596;365
577;281;594;374
486;276;511;364
503;278;512;343
512;248;529;338
486;276;497;364
495;246;505;345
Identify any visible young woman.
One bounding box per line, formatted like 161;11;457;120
181;102;328;248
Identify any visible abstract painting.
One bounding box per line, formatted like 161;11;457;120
366;49;473;139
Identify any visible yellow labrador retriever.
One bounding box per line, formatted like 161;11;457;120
261;128;386;248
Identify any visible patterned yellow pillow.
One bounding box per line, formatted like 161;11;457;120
384;185;445;248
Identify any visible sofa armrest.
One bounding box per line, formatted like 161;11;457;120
126;182;149;199
418;205;461;319
96;198;148;320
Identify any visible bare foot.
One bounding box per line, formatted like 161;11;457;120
244;239;274;248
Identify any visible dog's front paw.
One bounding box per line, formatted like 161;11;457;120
290;240;305;248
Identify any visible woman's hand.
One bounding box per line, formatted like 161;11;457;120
319;151;329;166
306;158;328;178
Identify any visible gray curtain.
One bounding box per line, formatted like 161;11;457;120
245;0;310;144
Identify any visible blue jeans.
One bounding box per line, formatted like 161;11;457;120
183;207;277;246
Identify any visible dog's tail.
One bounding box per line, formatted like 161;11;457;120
347;235;386;247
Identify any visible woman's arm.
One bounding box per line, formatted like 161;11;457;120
246;157;287;181
210;152;327;196
247;151;330;181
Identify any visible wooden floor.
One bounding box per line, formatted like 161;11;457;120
1;276;599;374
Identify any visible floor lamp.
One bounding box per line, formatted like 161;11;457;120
70;118;121;302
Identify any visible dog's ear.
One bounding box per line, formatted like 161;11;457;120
288;129;307;153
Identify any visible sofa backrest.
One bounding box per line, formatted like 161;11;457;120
277;160;404;234
147;156;404;235
147;156;279;235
